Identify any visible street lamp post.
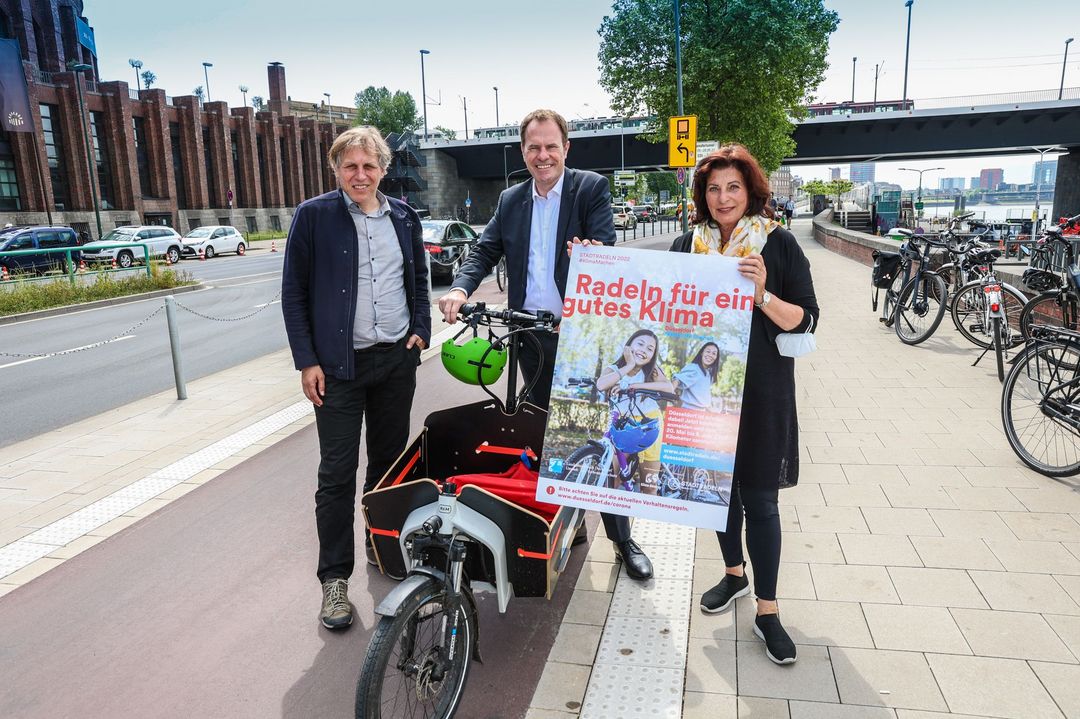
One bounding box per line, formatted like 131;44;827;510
902;0;914;105
67;61;102;239
239;84;249;108
419;49;430;141
1061;38;1075;101
897;166;943;220
874;62;884;109
1032;146;1064;235
128;58;142;91
493;86;499;127
324;92;332;126
462;96;468;141
503;144;513;188
851;57;857;103
202;61;213;102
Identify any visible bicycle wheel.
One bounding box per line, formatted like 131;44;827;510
993;317;1005;382
495;257;506;292
880;270;905;328
895;273;947;345
1020;291;1080;340
1001;340;1080;477
561;445;611;487
951;283;1026;349
355;578;475;719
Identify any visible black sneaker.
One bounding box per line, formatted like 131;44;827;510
753;613;797;665
700;573;750;614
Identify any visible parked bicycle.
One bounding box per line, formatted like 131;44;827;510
892;233;950;345
948;245;1026;380
1019;214;1080;340
1002;265;1080;476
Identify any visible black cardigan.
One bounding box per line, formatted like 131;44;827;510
670;226;819;489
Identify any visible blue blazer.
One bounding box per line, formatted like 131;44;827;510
281;190;431;380
450;168;616;309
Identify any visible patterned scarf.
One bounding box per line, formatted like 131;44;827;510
691;214;779;257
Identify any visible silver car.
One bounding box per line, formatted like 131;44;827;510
80;226;183;267
181;225;247;259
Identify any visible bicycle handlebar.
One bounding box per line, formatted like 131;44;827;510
459;302;561;330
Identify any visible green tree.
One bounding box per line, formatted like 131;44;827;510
251;95;265;111
801;179;831;198
353;86;421;135
192;85;204;106
140;70;155;90
598;0;838;172
829;179;854;208
433;125;457;140
717;355;746;408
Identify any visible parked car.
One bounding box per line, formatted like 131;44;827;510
180;225;246;259
631;204;656;223
421;220;478;278
612;208;637;229
0;225;81;275
80;226;183;267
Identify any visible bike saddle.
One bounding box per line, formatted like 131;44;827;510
970;248;1001;263
891;228;914;238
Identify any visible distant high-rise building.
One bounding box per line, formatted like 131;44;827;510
829;167;842;180
1033;160;1058;186
850;162;876;183
970;176;981;190
979;168;1004;191
939;177;965;191
770;166;793;199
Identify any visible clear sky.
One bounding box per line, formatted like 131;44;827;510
86;0;1079;189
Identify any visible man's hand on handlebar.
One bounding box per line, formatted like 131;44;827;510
438;288;469;324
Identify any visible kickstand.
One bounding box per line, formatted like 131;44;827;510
972;346;990;367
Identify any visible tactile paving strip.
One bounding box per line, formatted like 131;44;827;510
594;615;689;669
631;518;696;546
609;577;692;620
580;663;683;718
632;543;694;580
0;400;313;581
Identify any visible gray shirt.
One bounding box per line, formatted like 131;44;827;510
342;190;409;348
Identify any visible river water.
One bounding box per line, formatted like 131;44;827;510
921;203;1061;224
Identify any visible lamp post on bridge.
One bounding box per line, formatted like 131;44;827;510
851;57;857;103
1061;38;1074;101
1032;145;1064;236
902;0;914;106
419;49;430;141
202;61;213;102
493;86;499;127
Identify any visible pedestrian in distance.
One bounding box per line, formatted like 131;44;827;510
437;108;655;581
670;144;819;665
784;196;796;226
281;126;431;631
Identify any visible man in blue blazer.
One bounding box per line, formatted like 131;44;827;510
438;109;653;581
282;126;430;630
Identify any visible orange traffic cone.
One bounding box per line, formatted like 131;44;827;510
270;241;278;253
1;265;8;281
198;247;205;261
78;259;87;272
111;258;118;270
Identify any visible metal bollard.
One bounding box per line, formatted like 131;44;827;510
164;295;187;400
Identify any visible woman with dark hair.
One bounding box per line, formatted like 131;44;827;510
595;329;674;495
671;144;819;665
672;342;720;411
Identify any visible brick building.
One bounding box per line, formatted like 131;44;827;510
0;0;349;238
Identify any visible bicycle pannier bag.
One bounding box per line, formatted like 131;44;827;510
871;251;902;289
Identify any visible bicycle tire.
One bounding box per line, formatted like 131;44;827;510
495;258;506;292
1020;291;1080;340
950;282;1026;350
993;317;1005;382
895;273;947;345
561;444;611;487
355;578;475;719
1001;340;1080;477
881;270;905;328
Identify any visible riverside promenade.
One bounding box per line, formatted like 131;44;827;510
1;219;1079;718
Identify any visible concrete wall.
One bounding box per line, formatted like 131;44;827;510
419;148;504;224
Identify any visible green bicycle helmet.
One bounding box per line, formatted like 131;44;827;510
441;336;508;385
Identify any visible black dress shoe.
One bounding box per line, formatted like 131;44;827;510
613;539;653;581
572;523;589;546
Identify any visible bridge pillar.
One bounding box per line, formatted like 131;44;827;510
420;149;504;223
1053;149;1080;222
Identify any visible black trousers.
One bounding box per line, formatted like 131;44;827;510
716;482;781;600
517;329;630;544
313;340;418;582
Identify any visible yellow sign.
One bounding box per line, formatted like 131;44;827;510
668;115;698;168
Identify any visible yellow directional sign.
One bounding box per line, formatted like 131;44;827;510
668;115;698;168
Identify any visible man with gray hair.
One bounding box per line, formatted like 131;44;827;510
282;125;430;630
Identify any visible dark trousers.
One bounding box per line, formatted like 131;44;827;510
517;329;631;544
313;340;418;582
716;482;781;600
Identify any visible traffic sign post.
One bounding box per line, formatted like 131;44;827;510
613;170;637;187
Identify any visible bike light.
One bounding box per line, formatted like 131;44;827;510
425;244;442;254
991;302;1000;312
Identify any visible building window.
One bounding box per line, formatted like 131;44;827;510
40;104;69;209
89;111;115;209
270;215;281;232
170;122;188;209
300;138;312;199
246;216;257;233
203;127;219;207
0;129;21;211
131;116;153;197
217;216;230;226
230;130;243;207
187;218;200;231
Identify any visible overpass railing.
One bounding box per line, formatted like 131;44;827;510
914;86;1080;110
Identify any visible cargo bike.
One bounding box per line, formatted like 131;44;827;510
355;303;588;719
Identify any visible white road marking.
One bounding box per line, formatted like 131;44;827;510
0;334;136;370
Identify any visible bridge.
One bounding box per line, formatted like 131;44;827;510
417;88;1080;221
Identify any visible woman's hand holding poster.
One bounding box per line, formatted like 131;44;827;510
537;245;754;530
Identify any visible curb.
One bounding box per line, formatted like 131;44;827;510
0;282;205;325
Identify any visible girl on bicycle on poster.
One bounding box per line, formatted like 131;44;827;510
671;341;721;411
594;329;674;495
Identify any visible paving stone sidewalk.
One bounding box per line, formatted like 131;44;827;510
526;219;1080;719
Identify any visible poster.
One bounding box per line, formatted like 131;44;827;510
537;245;755;531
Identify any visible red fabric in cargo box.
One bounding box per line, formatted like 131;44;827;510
445;463;559;522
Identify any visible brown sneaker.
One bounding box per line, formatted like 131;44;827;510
320;578;353;630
